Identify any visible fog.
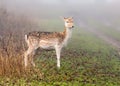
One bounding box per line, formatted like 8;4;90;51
1;0;120;19
1;0;120;28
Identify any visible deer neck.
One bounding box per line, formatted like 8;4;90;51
62;27;72;46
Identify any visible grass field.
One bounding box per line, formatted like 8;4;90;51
0;21;120;86
88;19;120;42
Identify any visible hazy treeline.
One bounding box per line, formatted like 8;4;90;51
0;7;40;76
0;7;37;55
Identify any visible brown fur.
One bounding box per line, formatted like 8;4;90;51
27;29;66;45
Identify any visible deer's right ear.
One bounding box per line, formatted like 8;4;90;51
60;16;67;21
63;17;67;20
60;16;64;20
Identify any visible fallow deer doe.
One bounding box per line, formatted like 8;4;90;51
24;17;74;68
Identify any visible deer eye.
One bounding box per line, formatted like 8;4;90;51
66;21;69;23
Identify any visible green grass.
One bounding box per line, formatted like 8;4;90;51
0;22;120;86
88;19;120;42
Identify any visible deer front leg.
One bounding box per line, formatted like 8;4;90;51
24;47;34;67
55;45;62;68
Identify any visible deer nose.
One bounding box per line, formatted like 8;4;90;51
72;26;74;28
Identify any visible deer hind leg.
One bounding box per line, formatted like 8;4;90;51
55;45;62;68
24;47;35;67
30;51;36;67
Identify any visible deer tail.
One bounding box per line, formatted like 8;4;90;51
25;34;28;43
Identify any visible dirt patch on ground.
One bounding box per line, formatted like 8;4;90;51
78;21;120;50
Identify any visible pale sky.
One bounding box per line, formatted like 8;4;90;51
1;0;119;19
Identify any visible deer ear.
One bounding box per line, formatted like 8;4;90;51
63;17;67;20
60;16;66;20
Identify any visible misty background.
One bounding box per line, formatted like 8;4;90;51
0;0;120;33
1;0;120;20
